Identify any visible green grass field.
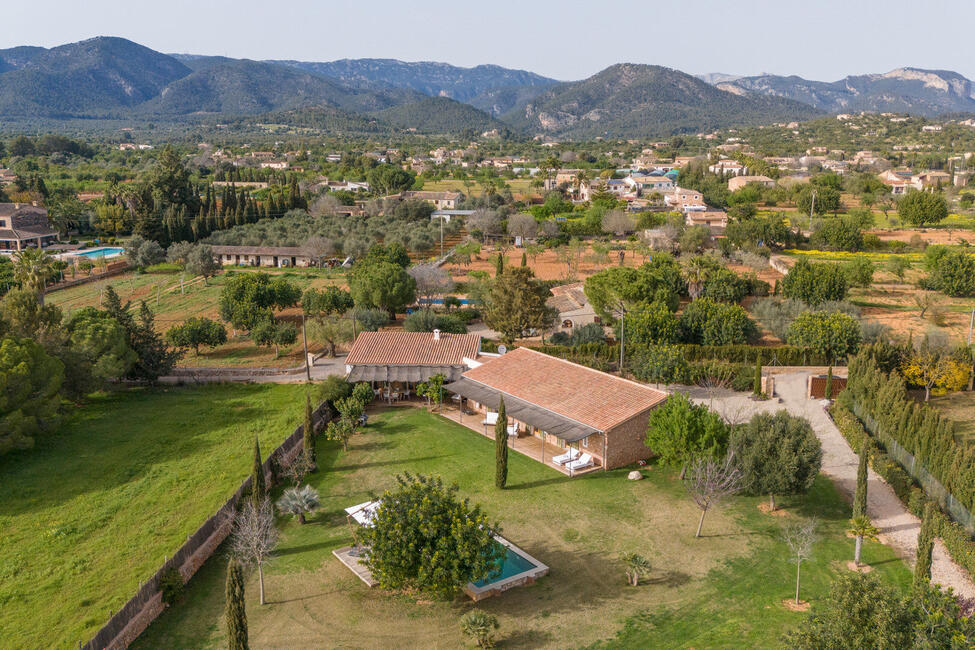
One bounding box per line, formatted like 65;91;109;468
926;392;975;444
0;383;309;648
135;406;910;649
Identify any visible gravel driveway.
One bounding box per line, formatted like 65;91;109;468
671;372;975;599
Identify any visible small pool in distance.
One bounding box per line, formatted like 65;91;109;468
76;247;124;259
464;536;548;601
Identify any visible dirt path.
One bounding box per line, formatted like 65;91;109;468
674;372;975;599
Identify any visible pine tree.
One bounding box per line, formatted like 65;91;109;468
825;366;834;400
251;438;266;507
495;397;508;489
853;436;869;518
303;393;316;466
225;558;248;650
913;501;936;589
753;354;762;396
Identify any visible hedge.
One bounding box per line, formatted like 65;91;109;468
523;342;832;367
831;395;975;579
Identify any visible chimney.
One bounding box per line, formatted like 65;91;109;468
32;201;37;207
433;329;441;341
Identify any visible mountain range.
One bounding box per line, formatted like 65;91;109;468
1;37;975;138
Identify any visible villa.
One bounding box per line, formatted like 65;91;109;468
446;348;668;473
0;203;58;251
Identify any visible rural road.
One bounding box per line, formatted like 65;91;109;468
676;372;975;599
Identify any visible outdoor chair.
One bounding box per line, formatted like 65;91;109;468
566;453;593;473
552;448;581;465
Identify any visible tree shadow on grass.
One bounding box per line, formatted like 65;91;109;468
274;540;337;557
326;454;449;473
507;475;574;490
646;570;692;588
498;628;554;648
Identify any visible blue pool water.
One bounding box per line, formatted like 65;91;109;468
418;298;471;306
472;544;537;587
77;247;124;259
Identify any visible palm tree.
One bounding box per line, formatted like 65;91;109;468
621;553;652;586
276;485;320;524
847;515;880;567
13;248;57;305
681;256;713;300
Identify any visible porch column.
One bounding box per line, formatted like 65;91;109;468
541;430;545;464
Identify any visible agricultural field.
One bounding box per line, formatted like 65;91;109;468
0;383;309;648
45;267;348;367
135;406;909;649
422;178;537;200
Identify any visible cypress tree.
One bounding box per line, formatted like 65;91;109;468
251;438;266;507
825;366;834;400
521;251;527;267
752;354;762;396
853;436;869;518
225;558;248;650
494;252;504;277
303;393;316;466
495;397;508;489
913;501;936;589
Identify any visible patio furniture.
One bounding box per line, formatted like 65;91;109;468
507;424;518;436
551;448;581;465
482;412;498;426
566;453;593;473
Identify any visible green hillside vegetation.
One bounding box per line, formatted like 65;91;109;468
375;96;510;134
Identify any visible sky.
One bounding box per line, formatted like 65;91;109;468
4;0;975;81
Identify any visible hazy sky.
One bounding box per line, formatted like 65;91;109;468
4;0;975;81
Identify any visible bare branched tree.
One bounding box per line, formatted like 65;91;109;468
601;210;636;236
408;263;454;304
302;235;336;264
310;193;342;217
466;209;502;237
783;518;819;605
229;498;279;605
686;452;742;538
696;363;735;409
282;450;315;487
507;213;539;243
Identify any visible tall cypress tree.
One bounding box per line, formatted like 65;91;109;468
913;501;936;589
494;252;505;277
495;397;508;489
853;436;869;518
251;438;266;507
752;354;762;396
303;393;316;466
825;366;834;400
225;558;248;650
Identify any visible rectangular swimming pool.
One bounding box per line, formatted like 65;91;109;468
465;536;548;601
76;247;124;259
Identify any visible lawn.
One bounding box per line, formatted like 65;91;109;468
135;406;910;649
925;391;975;444
46;267;348;367
0;383;309;648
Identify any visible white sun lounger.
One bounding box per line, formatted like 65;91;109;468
482;412;499;426
551;448;580;465
566;453;593;473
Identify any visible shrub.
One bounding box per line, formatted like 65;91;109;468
645;393;729;469
619;301;681;345
780;258;849;305
460;610;500;648
929;250;975;297
679;298;758;346
403;309;467;334
843;257;875;287
630;344;688;385
159;567;185;606
786;310;862;363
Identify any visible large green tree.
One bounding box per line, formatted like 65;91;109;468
218;273;301;331
360;474;505;597
0;337;64;454
584;257;685;322
898;189;948;227
348;260;417;317
786;310;862;363
618;301;681;345
164;317;227;355
482;266;556;344
780;258;849;305
65;307;137;387
645;393;729;473
730;411;822;511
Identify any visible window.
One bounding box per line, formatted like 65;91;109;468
581;437;588;449
593;316;602;324
562;320;573;328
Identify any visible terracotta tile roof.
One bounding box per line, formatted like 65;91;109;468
462;347;667;431
547;283;590;312
346;331;481;366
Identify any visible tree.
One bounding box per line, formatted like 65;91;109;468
848;515;879;567
303;393;316;464
482;267;556;344
786;310;862;363
679;298;758;346
307;315;354;358
186;244;219;285
686;452;742;538
853;437;869;518
219;273;300;331
753;355;763;396
466;209;502;237
898;189;948;226
495;397;509;488
460;610;500;649
902;339;970;401
125;236;166;270
645;393;729;473
784;518;818;605
12;248;56;304
824;366;834;399
507;213;538;243
251;320;297;359
584;258;685;323
355;308;390;332
164;317;227;355
359;474;504;597
619;301;680;346
366;164;415;196
843;257;874;287
929;250;975;297
100;292;181;383
64;307;136;390
730;411;823;511
602;210;636;236
408;264;454;304
796;186;840;216
811;217;864;252
225;558;248;650
780;259;849;305
229;499;278;606
349;260;416;317
364;243;412;268
276;485;320;524
914;501;936;589
325;417;355;451
885;256;910;282
0;337;64;454
630;344;688;386
416;373;446;410
621;553;652;586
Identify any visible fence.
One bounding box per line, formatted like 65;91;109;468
46;261;131;294
82;402;332;650
808;375;847;399
852;402;974;535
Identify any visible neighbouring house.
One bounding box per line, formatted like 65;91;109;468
626;175;674;195
0;203;58;251
665;187;707;213
211;245;315;268
915;171;951;188
431;209;475;223
685;210;728;234
878;169;920;195
727;175;775;192
708;160;748;176
0;168;17;186
547;283;600;333
345;330;483;385
387;191;462;210
446;347;668;472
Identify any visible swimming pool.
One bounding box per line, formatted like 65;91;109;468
465;536;548;600
76;247;124;259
